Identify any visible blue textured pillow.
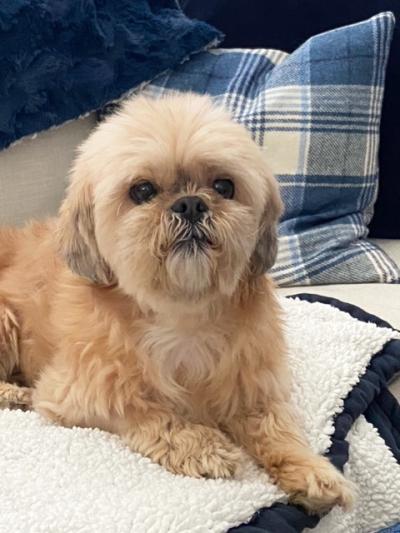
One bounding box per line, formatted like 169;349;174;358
138;12;399;286
0;0;221;150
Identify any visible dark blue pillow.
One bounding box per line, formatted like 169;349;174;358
182;0;400;238
0;0;221;150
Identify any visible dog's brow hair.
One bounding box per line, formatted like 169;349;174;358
170;178;197;195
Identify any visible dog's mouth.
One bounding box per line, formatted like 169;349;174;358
172;226;213;253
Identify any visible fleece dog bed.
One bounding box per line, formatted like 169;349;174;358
1;295;399;533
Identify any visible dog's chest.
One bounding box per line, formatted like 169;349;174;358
141;323;229;378
169;335;202;364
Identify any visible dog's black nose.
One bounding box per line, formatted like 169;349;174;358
170;196;208;223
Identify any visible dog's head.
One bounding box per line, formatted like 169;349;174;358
58;93;282;308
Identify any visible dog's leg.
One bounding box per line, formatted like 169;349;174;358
226;401;354;513
0;297;31;409
116;410;243;479
33;358;241;478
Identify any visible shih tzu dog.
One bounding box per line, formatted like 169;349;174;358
0;93;353;513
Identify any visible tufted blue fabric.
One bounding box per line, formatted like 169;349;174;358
0;0;221;150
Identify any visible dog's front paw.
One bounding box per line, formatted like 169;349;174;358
161;425;242;479
275;455;354;514
0;384;32;410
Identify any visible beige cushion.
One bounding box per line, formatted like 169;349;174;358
279;281;400;329
0;115;97;226
373;238;400;266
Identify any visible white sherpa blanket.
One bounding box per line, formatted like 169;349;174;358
1;297;400;533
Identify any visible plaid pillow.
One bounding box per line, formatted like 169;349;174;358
139;12;399;286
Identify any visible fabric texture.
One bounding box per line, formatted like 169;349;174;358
0;0;221;151
0;296;399;532
139;12;399;286
0;115;96;226
182;0;400;239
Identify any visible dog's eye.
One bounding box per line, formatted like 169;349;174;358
129;181;157;204
213;178;234;199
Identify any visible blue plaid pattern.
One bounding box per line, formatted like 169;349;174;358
139;13;399;286
378;525;400;533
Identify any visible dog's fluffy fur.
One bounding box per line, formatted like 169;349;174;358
0;93;353;512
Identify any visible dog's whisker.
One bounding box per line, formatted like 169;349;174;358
116;201;124;218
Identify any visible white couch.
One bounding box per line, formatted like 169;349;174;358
1;116;399;396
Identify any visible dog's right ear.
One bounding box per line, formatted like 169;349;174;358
249;169;283;277
57;165;114;285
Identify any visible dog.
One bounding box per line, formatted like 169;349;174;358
0;93;353;513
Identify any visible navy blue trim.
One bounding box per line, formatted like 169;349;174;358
365;388;400;462
379;523;400;532
232;293;400;533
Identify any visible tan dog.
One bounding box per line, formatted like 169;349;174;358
0;93;353;513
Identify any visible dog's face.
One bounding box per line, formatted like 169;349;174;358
58;94;282;308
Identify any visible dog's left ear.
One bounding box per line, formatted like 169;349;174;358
249;175;283;277
57;164;115;285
